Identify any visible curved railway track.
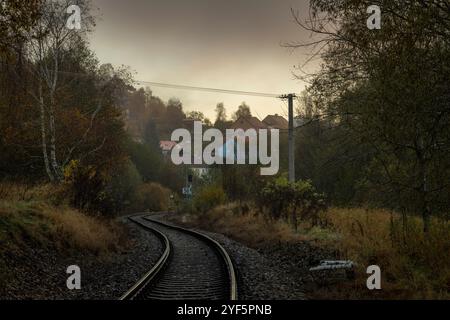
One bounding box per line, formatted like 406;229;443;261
120;215;238;300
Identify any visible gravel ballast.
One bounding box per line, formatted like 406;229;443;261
1;216;163;300
151;213;310;300
2;212;332;300
197;230;307;300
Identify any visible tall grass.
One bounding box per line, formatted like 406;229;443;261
178;203;450;299
183;203;301;246
323;208;450;299
0;182;126;255
0;181;68;204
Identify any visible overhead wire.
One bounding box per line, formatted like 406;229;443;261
3;62;290;98
134;80;283;98
4;63;302;127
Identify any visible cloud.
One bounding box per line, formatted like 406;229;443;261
89;0;314;119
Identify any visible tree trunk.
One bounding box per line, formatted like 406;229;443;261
419;157;431;234
48;93;61;181
39;81;54;182
48;51;62;181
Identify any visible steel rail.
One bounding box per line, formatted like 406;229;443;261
120;214;238;300
143;216;238;300
119;216;171;300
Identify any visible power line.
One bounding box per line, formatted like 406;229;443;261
54;68;295;128
134;80;281;98
3;62;292;98
280;100;289;117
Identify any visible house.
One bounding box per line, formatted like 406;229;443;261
159;140;177;156
262;114;288;130
230;114;289;131
229;116;268;130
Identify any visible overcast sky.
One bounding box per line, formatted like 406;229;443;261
89;0;315;120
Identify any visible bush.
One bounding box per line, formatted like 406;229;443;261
259;177;326;229
133;182;171;212
193;185;226;214
64;160;143;215
63;159;109;214
102;161;142;213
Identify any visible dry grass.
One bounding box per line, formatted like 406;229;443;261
181;203;302;247
319;208;450;299
178;203;341;246
178;203;450;299
0;181;68;204
0;182;126;255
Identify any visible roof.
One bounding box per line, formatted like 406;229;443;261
262;114;288;130
159;140;177;151
229;116;268;130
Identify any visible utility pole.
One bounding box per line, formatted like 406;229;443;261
280;94;296;183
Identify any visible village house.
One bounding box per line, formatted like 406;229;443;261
262;114;289;130
230;114;288;131
160;140;178;156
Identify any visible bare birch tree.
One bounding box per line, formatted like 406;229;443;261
24;0;94;181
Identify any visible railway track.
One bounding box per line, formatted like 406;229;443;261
120;215;238;300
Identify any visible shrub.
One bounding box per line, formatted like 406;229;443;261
133;182;171;212
259;177;326;229
193;185;226;214
102;161;142;213
64;160;142;215
63;159;108;214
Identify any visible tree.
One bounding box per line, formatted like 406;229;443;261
215;103;227;122
214;103;229;131
0;0;43;178
127;140;161;183
0;0;42;50
289;0;450;232
22;0;96;181
143;119;160;151
125;87;149;138
147;91;166;119
186;111;205;121
203;118;212;128
232;102;251;121
160;98;185;137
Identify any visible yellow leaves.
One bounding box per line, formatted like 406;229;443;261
63;159;97;183
88;169;97;180
63;159;79;182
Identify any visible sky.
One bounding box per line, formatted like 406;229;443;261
88;0;316;121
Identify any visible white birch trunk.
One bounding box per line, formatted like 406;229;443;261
48;50;61;181
39;79;54;181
